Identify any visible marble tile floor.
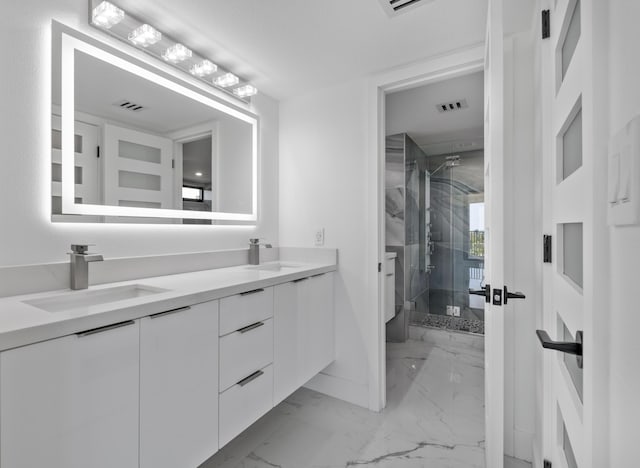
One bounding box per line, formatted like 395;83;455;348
201;328;499;468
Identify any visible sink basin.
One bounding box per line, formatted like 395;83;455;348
245;262;302;272
23;284;169;313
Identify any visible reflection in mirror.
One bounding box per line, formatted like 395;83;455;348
52;31;257;224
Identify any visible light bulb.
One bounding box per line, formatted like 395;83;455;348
162;43;192;63
128;24;161;47
214;73;239;88
190;60;218;77
92;1;124;29
233;85;258;98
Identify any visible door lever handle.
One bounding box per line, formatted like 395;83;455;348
536;329;583;369
503;286;526;304
469;284;490;303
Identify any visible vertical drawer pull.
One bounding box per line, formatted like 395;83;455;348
240;288;265;296
237;370;264;387
76;320;135;337
149;306;191;319
237;321;265;333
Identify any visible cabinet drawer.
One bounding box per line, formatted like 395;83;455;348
219;364;273;448
219;287;274;336
219;318;273;392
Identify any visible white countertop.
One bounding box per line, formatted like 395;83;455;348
0;261;336;352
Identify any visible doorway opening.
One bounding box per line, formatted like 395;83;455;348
384;70;486;342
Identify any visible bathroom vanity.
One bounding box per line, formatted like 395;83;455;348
0;260;336;468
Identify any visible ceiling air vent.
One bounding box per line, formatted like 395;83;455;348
436;99;469;113
114;100;145;112
377;0;436;17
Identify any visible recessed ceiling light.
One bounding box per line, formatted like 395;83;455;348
214;73;239;88
128;24;161;47
92;1;124;29
195;172;203;177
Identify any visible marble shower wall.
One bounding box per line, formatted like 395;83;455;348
385;134;430;342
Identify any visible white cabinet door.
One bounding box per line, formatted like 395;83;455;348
0;320;139;468
140;302;219;468
274;281;305;405
274;272;335;397
303;272;335;381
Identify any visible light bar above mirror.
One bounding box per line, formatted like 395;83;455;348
88;0;258;102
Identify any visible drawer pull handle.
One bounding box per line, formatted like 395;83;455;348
293;277;309;283
237;370;264;387
240;288;265;296
149;306;191;319
77;320;135;337
385;273;394;277
237;321;265;334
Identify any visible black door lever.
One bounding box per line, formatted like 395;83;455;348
503;286;526;304
469;284;490;303
536;329;583;369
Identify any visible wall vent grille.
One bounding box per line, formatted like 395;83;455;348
114;100;145;112
436;99;469;113
377;0;435;17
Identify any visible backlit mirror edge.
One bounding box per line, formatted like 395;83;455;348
55;25;259;223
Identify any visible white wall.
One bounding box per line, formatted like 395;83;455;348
607;1;640;465
279;79;371;407
0;0;278;267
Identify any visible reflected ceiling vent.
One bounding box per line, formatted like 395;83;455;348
114;99;145;112
377;0;436;17
436;99;469;113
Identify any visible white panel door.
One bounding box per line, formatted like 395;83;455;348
484;0;507;466
51;114;100;218
0;320;139;468
103;123;173;209
140;302;219;468
539;0;602;466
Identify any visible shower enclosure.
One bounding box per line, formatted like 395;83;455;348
385;133;485;339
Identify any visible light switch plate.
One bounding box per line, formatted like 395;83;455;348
314;228;325;246
608;115;640;226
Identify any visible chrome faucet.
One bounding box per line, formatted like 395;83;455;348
69;244;104;290
248;238;272;265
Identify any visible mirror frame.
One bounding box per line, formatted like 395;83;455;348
58;31;258;222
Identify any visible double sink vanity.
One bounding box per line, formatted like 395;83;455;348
0;253;336;468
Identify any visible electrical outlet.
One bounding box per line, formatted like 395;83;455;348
452;306;461;317
314;228;325;246
446;305;454;316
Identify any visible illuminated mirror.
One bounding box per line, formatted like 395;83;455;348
52;27;258;224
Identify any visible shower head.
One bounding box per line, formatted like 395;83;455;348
431;155;462;175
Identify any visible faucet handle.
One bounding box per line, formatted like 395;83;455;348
70;244;95;254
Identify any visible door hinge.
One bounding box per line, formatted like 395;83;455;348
544;460;552;468
542;9;551;39
378;262;382;272
543;234;552;263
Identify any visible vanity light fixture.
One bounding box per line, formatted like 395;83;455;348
162;43;192;63
89;0;258;102
91;1;124;29
128;24;161;47
214;73;240;88
190;60;218;77
233;84;258;98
